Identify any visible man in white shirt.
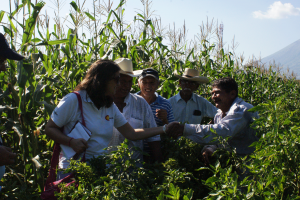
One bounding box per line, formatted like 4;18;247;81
168;68;217;125
109;58;162;162
167;78;259;161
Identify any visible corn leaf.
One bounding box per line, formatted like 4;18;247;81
84;12;95;21
70;1;80;12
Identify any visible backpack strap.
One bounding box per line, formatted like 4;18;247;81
44;92;86;188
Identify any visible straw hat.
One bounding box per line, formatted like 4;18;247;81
174;68;209;84
115;58;142;77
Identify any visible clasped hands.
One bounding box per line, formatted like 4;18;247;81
164;121;184;139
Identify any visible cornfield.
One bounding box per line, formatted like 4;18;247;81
0;0;300;199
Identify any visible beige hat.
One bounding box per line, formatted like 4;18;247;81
115;58;143;77
174;68;209;84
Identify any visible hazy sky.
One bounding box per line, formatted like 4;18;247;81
2;0;300;61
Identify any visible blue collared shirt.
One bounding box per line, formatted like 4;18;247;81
168;92;218;124
136;92;175;126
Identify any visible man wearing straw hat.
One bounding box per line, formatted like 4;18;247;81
109;58;162;163
166;78;259;164
0;32;23;190
168;68;217;125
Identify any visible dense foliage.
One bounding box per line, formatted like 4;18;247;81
0;0;300;199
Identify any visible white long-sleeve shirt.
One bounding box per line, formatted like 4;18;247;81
183;97;259;155
108;93;159;160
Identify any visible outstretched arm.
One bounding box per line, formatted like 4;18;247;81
116;122;165;141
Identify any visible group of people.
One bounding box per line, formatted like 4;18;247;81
0;32;258;185
45;58;259;177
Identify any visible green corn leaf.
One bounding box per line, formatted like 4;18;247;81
31;38;42;43
84;12;95;20
36;39;69;46
11;4;25;17
21;1;45;51
112;10;122;23
0;11;5;23
70;1;80;12
2;25;14;37
69;13;77;25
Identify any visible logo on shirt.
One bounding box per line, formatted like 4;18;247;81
105;115;113;121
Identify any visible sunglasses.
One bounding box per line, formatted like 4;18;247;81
180;79;199;86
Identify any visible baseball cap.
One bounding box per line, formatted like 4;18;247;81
139;68;159;81
0;33;24;61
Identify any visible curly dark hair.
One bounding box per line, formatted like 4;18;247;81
212;77;238;96
74;59;120;109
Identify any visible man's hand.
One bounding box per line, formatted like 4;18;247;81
202;147;215;166
0;146;16;166
70;138;88;154
165;122;184;139
156;109;168;124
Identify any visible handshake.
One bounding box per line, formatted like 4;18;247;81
164;122;185;139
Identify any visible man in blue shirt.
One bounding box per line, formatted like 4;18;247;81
0;32;23;187
137;68;175;162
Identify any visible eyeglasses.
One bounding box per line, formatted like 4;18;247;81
180;79;199;86
111;75;120;84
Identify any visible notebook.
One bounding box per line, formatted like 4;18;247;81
60;122;91;159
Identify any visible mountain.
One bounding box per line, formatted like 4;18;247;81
260;39;300;79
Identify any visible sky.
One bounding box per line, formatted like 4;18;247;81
2;0;300;61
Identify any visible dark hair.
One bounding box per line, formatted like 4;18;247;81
212;77;238;96
74;59;120;108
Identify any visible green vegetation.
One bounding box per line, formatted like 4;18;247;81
0;0;300;199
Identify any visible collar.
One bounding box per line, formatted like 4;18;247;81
232;97;243;105
152;92;162;105
175;92;196;103
80;90;93;103
124;93;132;104
136;91;161;105
218;97;243;115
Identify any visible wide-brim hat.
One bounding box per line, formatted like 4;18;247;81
174;68;209;84
0;33;24;60
115;58;142;77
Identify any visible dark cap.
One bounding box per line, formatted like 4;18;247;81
0;33;24;60
139;68;159;81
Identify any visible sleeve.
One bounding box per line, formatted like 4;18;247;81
166;102;175;123
144;103;160;142
51;93;78;128
203;98;218;118
183;105;249;144
113;104;127;128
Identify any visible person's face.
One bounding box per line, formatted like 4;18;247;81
179;79;199;96
211;86;236;113
114;74;133;98
138;76;159;97
105;71;120;97
0;56;7;72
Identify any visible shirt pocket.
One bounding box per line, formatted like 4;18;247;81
191;114;203;124
128;117;143;129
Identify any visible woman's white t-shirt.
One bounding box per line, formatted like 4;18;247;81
50;90;127;168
